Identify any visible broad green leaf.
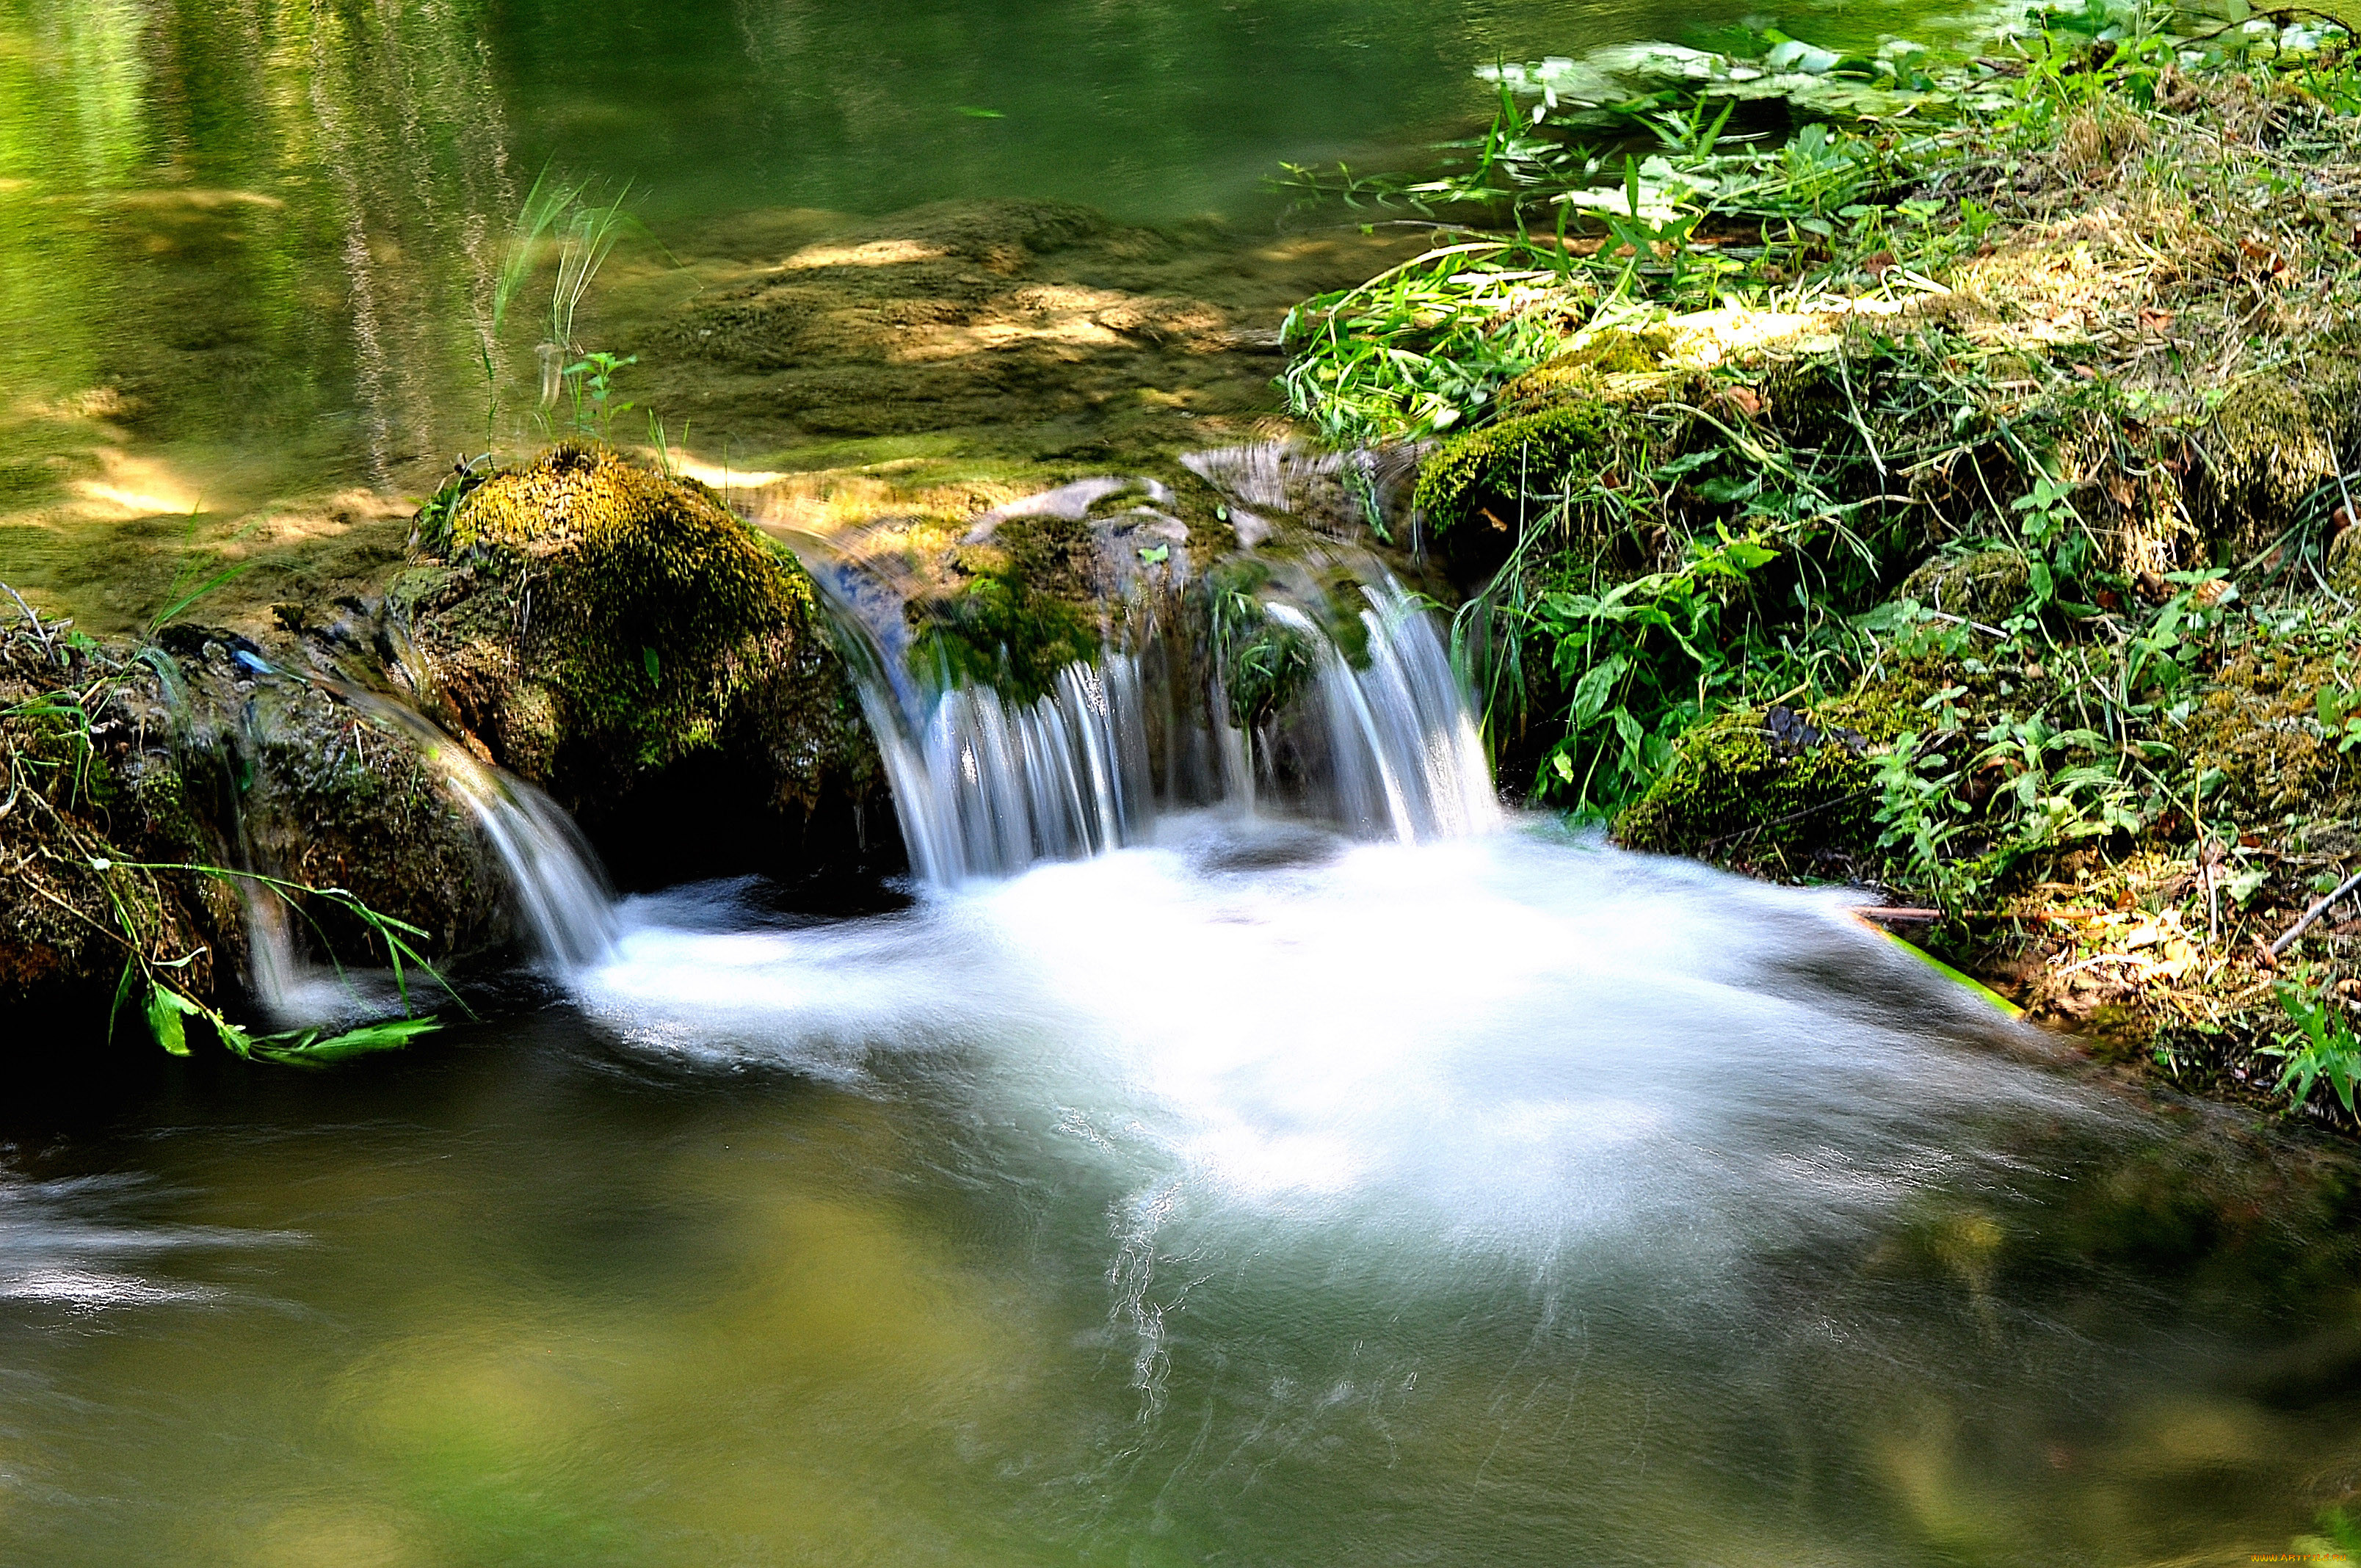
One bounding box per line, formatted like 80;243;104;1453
250;1017;442;1068
145;985;195;1057
1570;656;1629;725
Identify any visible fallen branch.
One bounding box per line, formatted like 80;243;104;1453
2272;868;2361;958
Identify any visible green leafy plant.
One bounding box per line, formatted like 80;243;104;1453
96;858;452;1064
1278;241;1584;441
2263;976;2361;1114
2316;681;2361;751
563;350;637;440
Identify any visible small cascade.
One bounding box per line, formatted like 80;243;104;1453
173;651;621;1023
328;686;618;970
877;657;1155;884
800;534;1501;888
1269;581;1501;844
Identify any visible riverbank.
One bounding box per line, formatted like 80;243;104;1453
1273;8;2361;1129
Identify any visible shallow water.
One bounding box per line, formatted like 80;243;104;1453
0;0;1978;631
7;816;2360;1565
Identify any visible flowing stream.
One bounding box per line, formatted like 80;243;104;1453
5;1;2361;1561
8;590;2361;1564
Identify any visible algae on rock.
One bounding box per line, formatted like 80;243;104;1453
391;442;885;884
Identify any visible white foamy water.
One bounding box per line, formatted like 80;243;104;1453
0;1172;291;1312
576;817;2097;1271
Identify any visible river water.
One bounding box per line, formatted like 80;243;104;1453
7;1;2361;1563
7;814;2361;1564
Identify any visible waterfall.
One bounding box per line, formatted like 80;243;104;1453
214;667;618;1024
808;549;1502;888
1266;581;1501;845
327;685;618;970
429;752;620;970
873;657;1155;884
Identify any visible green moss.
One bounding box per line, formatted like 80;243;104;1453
915;515;1105;702
2185;644;2357;820
1613;704;1885;862
1900;548;2032;621
2331;524;2361;594
2191;349;2361;556
432;440;817;763
1493;326;1678;415
1413;404;1618;536
395;441;870;820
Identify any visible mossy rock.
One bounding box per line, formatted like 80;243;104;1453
1900;548;2032;622
1614;694;1908;863
2188;352;2361;557
1493;325;1675;414
916;515;1108;702
392;442;884;885
0;631;235;1037
2184;644;2356;821
1413;404;1619;536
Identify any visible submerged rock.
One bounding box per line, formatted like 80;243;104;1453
389;443;887;886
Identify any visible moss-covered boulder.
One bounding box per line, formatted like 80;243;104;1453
1614;697;1903;869
1414;405;1620;537
2182;642;2360;821
390;443;885;885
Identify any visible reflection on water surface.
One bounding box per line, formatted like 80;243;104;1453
0;0;1956;631
5;820;2360;1565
